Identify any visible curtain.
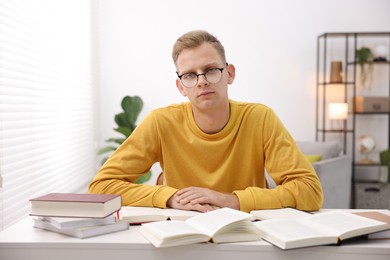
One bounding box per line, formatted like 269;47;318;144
0;0;97;230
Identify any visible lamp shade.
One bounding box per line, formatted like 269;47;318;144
329;103;348;120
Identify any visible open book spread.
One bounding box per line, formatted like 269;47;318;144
120;206;202;223
138;208;261;247
253;210;389;250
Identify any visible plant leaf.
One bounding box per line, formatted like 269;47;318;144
114;126;132;137
97;95;151;183
100;157;109;165
115;112;131;128
135;171;152;184
97;146;117;155
105;138;126;145
122;96;143;126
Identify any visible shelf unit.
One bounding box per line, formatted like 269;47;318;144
315;32;390;208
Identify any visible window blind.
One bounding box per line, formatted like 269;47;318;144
0;0;97;230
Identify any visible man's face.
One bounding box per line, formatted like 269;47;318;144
175;43;235;112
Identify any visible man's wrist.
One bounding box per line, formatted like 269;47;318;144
153;186;178;208
166;192;177;208
228;194;240;210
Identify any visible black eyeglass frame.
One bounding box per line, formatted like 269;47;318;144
176;64;227;88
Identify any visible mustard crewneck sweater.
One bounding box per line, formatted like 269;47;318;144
89;100;323;212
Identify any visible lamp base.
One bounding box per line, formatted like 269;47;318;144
357;157;376;165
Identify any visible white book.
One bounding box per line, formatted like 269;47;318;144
250;208;312;220
33;218;129;239
39;214;117;229
120;206;201;224
138;208;262;248
253;211;389;250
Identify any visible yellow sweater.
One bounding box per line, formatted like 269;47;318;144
89;100;323;212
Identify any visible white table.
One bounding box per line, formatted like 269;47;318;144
0;217;389;260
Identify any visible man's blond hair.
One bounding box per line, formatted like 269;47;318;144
172;30;226;68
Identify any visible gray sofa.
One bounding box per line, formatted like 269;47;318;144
266;141;352;209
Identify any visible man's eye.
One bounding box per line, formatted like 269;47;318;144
206;68;219;75
182;73;196;80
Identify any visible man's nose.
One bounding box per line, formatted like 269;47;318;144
197;74;209;86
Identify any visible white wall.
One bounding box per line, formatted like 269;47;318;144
96;0;390;179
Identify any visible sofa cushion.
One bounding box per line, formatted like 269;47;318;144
305;154;322;163
297;141;342;160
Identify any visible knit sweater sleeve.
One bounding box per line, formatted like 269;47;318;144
88;111;177;208
233;109;323;212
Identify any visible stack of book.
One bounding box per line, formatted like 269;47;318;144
30;193;128;238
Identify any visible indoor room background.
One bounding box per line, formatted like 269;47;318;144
98;0;390;182
0;0;389;231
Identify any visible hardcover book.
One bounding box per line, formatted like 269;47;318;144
30;193;122;218
38;214;117;229
33;218;128;239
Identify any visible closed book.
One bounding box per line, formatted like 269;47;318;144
30;193;122;218
39;214;117;229
33;218;129;239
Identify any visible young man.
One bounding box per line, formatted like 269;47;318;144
89;30;323;213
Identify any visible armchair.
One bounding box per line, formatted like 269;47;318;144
297;141;352;209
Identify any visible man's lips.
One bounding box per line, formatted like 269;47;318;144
197;91;214;97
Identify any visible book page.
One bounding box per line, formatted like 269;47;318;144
354;211;390;227
120;207;168;223
163;208;202;220
253;219;337;249
250;208;312;220
120;207;202;222
302;211;389;240
185;208;253;237
138;220;210;247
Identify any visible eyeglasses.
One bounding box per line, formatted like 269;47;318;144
176;67;225;88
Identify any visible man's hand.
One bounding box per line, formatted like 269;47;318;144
166;192;218;212
174;187;240;210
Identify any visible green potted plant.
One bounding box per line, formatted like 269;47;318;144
98;95;151;184
356;47;374;88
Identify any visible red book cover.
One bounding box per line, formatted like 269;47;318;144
30;193;122;218
30;193;120;203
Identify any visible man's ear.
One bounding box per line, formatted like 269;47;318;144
227;63;236;85
176;79;187;96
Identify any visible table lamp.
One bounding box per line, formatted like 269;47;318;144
328;102;348;129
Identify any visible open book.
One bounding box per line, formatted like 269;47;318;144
120;206;201;224
138;208;261;247
354;211;390;239
253;210;389;250
250;208;312;220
